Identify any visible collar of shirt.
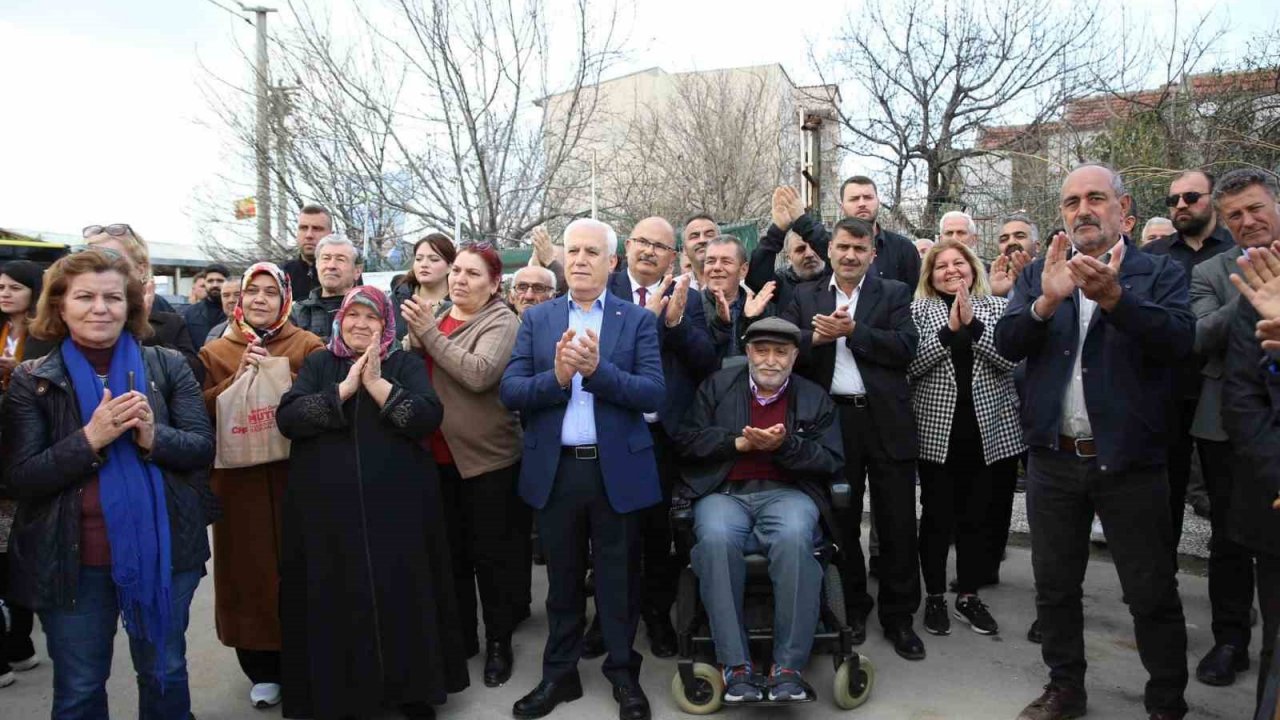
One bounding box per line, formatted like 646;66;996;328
568;288;607;314
748;375;790;406
828;272;867;297
626;271;664;301
1069;238;1126;263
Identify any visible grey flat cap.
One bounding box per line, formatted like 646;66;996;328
743;317;802;347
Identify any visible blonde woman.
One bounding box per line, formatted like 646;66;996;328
908;239;1024;637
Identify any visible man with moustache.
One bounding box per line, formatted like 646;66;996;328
182;263;230;349
501;218;665;720
748;179;920;308
938;211;980;251
283;204;332;300
1143;170;1236;547
1189;168;1280;689
700;235;777;363
600;216;719;659
779;217;924;660
291;235;361;341
997;164;1193;720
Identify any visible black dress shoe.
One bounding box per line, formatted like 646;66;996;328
513;677;584;719
484;638;514;687
1195;643;1248;686
848;613;867;645
401;701;436;719
644;612;678;658
613;683;652;720
1027;619;1042;644
582;615;606;659
886;625;926;661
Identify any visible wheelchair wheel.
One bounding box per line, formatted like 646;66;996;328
671;662;724;715
832;654;874;710
824;563;848;628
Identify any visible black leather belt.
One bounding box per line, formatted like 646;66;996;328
562;445;598;460
1059;435;1097;458
832;394;869;408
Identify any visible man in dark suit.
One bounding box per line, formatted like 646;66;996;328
1216;169;1280;713
501;218;665;720
747;178;921;308
996;164;1194;720
778;217;924;660
602;215;718;658
1186;168;1277;688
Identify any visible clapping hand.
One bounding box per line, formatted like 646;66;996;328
948;284;974;331
554;329;578;387
811;305;854;345
84;388;155;452
744;282;776;319
1035;232;1075;316
989;250;1030;297
664;274;691;327
530;226;556;267
338;352;368;401
713;288;733;324
736;423;786;453
770;186;805;231
400;296;435;342
359;343;382;386
644;274;675;318
1232;245;1280;322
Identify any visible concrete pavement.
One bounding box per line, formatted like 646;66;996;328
1;521;1259;719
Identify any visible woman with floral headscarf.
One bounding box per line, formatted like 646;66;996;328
276;286;469;720
198;262;324;709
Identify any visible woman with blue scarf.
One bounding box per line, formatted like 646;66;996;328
277;286;468;720
0;250;215;719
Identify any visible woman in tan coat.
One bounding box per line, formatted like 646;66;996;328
198;262;323;710
401;243;529;689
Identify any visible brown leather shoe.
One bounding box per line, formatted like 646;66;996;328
1016;684;1087;720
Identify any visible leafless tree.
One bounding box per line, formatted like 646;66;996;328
816;0;1107;236
196;0;623;264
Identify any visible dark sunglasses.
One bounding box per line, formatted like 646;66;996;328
1164;192;1206;207
82;223;136;238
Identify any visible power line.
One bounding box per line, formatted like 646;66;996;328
201;0;253;26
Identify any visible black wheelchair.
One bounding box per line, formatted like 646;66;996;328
667;480;874;714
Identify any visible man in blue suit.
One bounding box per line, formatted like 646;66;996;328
600;215;719;658
501;218;666;720
996;164;1194;720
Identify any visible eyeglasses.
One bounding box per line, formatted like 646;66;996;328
1165;192;1207;207
513;283;554;295
628;237;675;254
82;223;136;238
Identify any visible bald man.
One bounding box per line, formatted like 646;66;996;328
602;216;719;659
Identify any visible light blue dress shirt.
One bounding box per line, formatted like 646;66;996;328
560;289;607;446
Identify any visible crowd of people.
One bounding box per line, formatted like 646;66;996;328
0;163;1278;720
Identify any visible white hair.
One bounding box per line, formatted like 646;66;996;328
316;233;360;261
1142;217;1175;237
938;211;977;237
514;264;556;288
562;218;617;257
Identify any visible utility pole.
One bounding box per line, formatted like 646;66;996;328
242;5;276;252
273;82;292;250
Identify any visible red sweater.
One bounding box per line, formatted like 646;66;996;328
726;392;788;483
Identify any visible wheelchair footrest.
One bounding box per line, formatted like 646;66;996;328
723;696;818;707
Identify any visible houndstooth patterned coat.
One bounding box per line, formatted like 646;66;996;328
908;294;1025;465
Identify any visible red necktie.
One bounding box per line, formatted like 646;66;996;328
637;287;648;306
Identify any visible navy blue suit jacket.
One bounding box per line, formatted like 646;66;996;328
994;246;1194;473
607;272;719;434
500;291;666;513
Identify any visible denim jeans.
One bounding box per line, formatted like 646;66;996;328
39;565;202;720
691;488;823;670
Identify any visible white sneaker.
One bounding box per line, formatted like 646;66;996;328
0;671;15;689
249;683;282;708
9;654;39;672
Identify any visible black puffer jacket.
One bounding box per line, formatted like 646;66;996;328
0;344;216;610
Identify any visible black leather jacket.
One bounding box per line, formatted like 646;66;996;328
0;344;217;610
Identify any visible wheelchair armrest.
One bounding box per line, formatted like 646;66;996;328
670;493;697;555
829;480;852;510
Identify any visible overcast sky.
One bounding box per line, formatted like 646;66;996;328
1;0;1274;249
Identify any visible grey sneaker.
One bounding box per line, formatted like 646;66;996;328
722;665;763;704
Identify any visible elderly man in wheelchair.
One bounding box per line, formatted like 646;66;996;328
671;318;870;711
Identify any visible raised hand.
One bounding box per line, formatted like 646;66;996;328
1038;232;1076;311
989;254;1015;297
1257;318;1280;351
645;273;674;317
771;187;792;231
530;226;555;267
957;284;974;326
400;295;436;342
1231;246;1280;321
1068;241;1124;311
553;328;578;387
360;343;382;387
714;288;733;324
664;274;691;327
812;305;854;343
570;328;601;378
744;281;775;319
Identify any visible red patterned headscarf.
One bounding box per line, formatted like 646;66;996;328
328;285;398;359
232;262;293;344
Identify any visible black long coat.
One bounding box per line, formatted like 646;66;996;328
276;349;469;719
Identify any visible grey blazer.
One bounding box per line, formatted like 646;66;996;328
1191;246;1243;441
